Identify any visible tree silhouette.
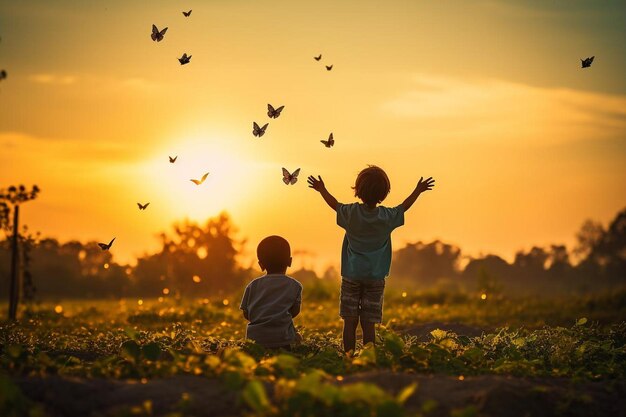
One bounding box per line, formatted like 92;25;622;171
0;184;40;320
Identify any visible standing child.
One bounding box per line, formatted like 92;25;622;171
240;235;303;349
307;166;434;352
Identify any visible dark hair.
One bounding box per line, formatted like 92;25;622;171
352;165;390;205
257;235;291;272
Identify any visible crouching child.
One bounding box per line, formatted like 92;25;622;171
240;235;303;350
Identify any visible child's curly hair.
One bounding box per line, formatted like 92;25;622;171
352;165;390;205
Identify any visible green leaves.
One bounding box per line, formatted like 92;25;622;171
120;340;141;362
142;342;161;361
242;380;270;413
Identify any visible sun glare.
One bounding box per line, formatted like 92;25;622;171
139;134;262;221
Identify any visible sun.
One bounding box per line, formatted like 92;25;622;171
138;134;263;222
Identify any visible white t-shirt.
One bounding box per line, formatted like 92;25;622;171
240;274;302;348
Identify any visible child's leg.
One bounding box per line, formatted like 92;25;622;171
340;278;362;353
360;279;385;345
343;317;359;353
361;321;376;345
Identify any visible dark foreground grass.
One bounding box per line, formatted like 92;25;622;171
1;289;625;417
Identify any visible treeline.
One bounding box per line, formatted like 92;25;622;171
393;207;626;295
0;213;253;300
0;208;624;300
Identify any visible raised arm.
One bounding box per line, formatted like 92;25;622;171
401;177;435;212
307;175;339;211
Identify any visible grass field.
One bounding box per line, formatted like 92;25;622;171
1;286;626;417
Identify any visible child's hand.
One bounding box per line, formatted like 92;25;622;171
307;175;326;192
416;177;435;193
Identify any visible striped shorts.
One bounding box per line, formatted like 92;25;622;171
339;277;386;323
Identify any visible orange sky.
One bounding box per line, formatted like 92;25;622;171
1;0;625;270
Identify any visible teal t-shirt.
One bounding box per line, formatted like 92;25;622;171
337;203;405;280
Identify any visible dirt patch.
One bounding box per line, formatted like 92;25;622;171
343;371;626;417
14;375;238;417
13;372;626;417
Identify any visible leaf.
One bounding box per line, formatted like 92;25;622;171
430;329;448;341
383;333;405;357
396;382;417;404
120;340;141;362
576;317;588;326
142;342;161;361
242;380;270;413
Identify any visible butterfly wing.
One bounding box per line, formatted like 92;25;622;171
282;167;291;184
151;24;158;40
290;168;301;184
201;172;209;183
329;133;334;146
253;122;260;136
98;243;107;250
160;27;168;37
191;179;201;185
137;203;142;209
275;106;284;116
144;203;150;209
590;56;595;64
326;65;333;70
267;104;276;118
314;55;322;61
258;123;268;137
321;140;329;147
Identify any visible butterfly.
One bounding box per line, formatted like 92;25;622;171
0;70;6;80
320;133;334;148
190;172;209;185
98;238;116;251
137;202;150;210
151;24;168;42
282;168;301;185
314;54;322;61
253;122;269;137
581;56;594;68
183;10;192;17
169;156;177;163
326;65;333;71
178;53;192;65
267;104;285;119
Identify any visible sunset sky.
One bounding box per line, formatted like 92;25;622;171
1;0;625;270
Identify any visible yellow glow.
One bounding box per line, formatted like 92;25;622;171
196;247;208;259
137;299;143;306
1;1;624;271
158;297;164;302
192;275;201;283
103;263;109;269
481;293;487;300
402;291;407;298
458;375;465;381
162;288;170;295
336;376;344;381
54;305;63;314
222;299;229;306
136;136;263;223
